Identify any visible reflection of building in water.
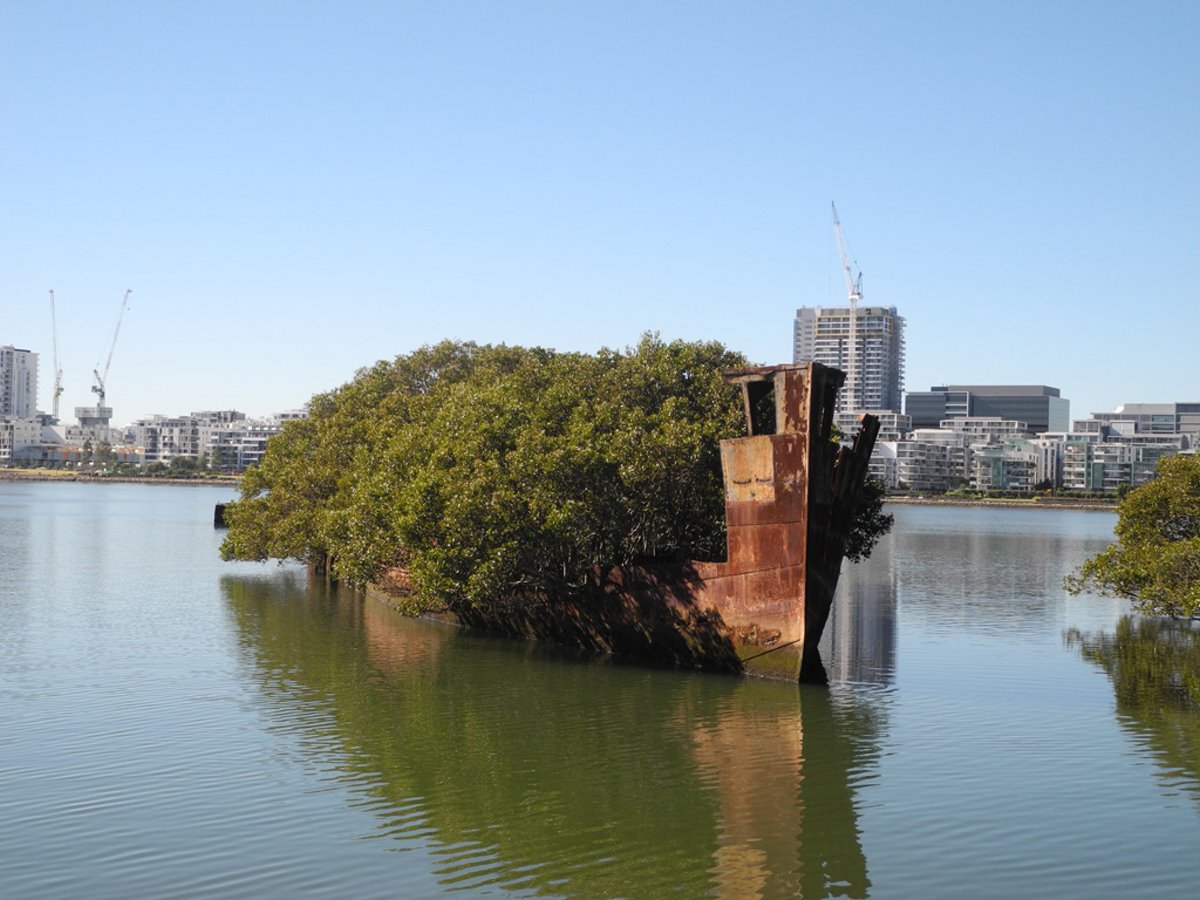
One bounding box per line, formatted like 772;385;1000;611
819;531;897;686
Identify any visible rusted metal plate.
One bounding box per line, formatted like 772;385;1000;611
726;522;802;572
721;438;775;503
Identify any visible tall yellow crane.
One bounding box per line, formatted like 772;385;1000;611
91;289;132;412
48;290;64;422
831;202;862;411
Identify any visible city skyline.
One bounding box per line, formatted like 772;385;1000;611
2;2;1197;423
5;330;1196;431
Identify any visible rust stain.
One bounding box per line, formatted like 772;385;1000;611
731;624;783;647
721;439;775;503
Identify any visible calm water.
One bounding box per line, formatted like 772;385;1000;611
2;482;1198;898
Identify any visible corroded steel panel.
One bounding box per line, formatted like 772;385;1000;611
776;365;812;435
721;438;775;503
735;566;803;614
726;522;802;572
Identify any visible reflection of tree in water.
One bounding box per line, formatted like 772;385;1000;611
1066;617;1200;805
221;574;884;898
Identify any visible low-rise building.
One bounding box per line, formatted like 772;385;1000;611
125;408;305;472
1079;403;1200;440
208;420;284;472
0;417;42;464
888;391;1193;494
834;410;911;487
972;443;1039;492
834;410;911;443
895;436;960;492
129;415;207;465
1055;404;1194;492
1061;436;1186;492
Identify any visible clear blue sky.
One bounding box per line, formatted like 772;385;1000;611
3;0;1197;424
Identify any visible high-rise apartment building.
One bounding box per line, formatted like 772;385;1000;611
793;306;905;413
0;345;39;418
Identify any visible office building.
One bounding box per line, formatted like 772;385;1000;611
0;417;42;464
793;306;905;414
905;385;1069;434
1077;403;1200;439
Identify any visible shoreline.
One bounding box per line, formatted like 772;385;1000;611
885;496;1117;512
2;470;1118;510
0;469;240;488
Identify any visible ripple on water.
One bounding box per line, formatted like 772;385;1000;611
3;488;1198;898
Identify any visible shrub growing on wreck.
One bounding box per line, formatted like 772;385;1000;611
220;335;892;613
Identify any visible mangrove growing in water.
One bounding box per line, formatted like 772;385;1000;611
1066;453;1200;618
220;336;891;615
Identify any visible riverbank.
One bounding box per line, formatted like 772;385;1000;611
1;469;1118;509
0;469;240;487
885;495;1117;511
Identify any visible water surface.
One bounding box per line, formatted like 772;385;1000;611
2;483;1197;897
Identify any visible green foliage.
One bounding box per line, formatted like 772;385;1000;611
221;335;892;613
1066;454;1200;617
168;456;201;477
845;479;892;563
220;417;339;568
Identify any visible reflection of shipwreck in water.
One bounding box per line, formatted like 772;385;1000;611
223;573;879;898
437;362;880;682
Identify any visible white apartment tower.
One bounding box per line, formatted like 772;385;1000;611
793;306;905;413
0;345;39;417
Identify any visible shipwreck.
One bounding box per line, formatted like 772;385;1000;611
375;361;880;682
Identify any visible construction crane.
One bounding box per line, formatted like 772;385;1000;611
831;202;862;411
48;290;64;422
91;289;132;412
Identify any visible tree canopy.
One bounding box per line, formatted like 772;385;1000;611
1066;453;1200;617
221;335;890;614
